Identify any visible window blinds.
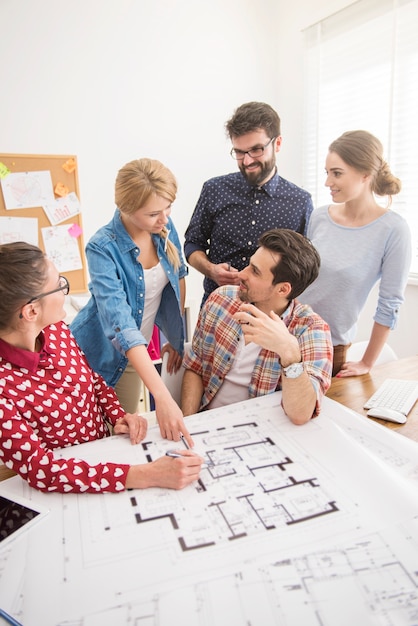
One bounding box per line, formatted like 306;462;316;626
303;0;418;276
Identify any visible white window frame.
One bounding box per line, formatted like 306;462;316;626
303;0;418;282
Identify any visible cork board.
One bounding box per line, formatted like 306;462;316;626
0;153;87;293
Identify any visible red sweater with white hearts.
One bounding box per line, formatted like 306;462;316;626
0;322;130;493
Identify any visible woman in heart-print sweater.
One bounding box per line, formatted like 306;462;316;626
0;243;202;493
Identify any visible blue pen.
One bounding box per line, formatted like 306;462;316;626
0;608;24;626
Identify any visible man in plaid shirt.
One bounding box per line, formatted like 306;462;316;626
182;229;333;424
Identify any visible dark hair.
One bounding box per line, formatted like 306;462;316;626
258;229;320;300
225;102;281;139
0;242;47;329
329;130;401;202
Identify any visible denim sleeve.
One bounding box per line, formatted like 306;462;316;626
86;239;146;355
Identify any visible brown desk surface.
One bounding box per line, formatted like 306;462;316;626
1;355;417;483
327;355;418;441
0;465;16;481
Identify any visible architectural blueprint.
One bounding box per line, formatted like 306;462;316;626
1;393;418;625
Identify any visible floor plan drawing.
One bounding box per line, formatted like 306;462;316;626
57;403;350;579
138;418;340;549
1;393;418;625
54;521;418;626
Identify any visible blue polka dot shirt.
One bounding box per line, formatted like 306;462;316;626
184;170;313;301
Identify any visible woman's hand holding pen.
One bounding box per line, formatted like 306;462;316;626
149;451;203;489
125;450;203;490
210;261;240;287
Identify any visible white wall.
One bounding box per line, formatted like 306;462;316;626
1;0;416;357
0;0;280;324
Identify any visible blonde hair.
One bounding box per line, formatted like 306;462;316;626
329;130;401;206
115;158;181;270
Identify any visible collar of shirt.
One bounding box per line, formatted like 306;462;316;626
113;209;145;254
281;300;297;327
239;169;280;198
0;331;51;372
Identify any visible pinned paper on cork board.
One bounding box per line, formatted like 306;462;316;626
0;153;87;293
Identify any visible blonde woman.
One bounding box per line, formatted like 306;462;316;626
71;158;192;445
299;131;411;377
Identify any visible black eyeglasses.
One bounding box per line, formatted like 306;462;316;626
26;276;70;304
230;136;276;160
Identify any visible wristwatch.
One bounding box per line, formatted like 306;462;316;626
282;361;304;379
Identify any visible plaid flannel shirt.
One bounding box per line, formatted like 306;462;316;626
184;285;332;415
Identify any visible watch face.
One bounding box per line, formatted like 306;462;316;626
283;362;304;378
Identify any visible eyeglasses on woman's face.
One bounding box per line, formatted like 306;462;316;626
26;275;70;304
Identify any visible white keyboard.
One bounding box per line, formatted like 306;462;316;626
364;378;418;416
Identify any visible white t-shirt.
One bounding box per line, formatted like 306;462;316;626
207;337;261;410
141;263;169;342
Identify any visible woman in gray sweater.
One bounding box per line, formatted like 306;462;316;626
299;130;411;377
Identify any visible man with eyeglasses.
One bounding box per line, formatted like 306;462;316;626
184;102;314;306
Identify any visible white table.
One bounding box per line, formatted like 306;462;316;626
1;393;418;626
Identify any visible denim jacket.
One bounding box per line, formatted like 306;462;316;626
70;209;188;387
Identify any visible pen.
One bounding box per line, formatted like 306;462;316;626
166;451;183;458
227;262;231;271
166;450;214;467
0;608;24;626
179;432;190;450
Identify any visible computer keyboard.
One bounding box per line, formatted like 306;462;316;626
363;378;418;416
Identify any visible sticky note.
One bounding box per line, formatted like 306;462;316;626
54;182;69;197
62;158;76;174
0;162;11;179
68;223;83;238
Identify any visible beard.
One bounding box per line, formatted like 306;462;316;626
239;155;276;187
238;285;250;303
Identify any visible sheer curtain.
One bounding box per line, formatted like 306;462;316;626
303;0;418;277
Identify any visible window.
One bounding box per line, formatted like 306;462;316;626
303;0;418;279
